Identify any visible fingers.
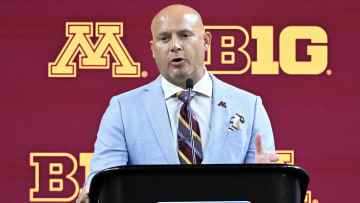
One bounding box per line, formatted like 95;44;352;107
254;132;279;163
76;186;90;203
255;132;264;154
254;153;279;163
269;153;280;163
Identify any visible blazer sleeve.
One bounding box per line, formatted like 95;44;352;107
244;96;275;163
84;96;128;186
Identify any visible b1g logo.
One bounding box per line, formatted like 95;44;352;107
205;25;328;75
48;22;328;77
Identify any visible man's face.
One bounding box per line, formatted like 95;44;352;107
151;11;211;87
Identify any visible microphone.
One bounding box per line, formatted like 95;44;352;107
185;78;196;164
186;78;193;89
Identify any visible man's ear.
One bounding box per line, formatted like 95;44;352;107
150;40;155;58
203;31;212;51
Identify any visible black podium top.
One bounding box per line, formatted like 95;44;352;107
90;164;309;203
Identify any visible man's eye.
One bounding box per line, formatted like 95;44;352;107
160;36;169;41
183;33;190;38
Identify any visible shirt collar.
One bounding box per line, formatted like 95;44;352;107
161;70;213;100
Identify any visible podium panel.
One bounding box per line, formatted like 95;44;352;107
90;164;309;203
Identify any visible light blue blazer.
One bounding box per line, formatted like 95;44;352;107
85;73;275;186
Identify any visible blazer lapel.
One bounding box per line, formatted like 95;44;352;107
141;76;180;164
202;74;232;164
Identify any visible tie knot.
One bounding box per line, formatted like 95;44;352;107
176;91;197;103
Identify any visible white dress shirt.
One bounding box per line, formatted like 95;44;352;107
161;72;213;156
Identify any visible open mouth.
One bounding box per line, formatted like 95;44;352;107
171;58;185;65
172;58;183;62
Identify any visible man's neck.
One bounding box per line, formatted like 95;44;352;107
173;68;206;89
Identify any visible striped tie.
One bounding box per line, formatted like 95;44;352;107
176;91;203;164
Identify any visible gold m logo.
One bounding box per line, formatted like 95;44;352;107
48;22;140;77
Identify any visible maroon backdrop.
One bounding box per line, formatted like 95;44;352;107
1;0;359;202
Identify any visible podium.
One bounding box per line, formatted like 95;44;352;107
89;164;309;203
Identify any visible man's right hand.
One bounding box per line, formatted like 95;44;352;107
254;133;279;163
76;186;90;203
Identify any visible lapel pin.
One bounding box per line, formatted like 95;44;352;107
218;101;227;108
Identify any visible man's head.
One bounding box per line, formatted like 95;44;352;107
150;4;211;88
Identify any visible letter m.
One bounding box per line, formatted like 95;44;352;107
48;22;140;77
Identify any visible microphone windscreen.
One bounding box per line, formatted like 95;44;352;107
186;78;194;89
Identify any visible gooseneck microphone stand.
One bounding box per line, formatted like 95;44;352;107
186;78;196;164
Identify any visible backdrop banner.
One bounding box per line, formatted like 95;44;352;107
1;0;359;202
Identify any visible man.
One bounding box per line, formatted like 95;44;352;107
77;4;279;203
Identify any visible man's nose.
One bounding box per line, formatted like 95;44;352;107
170;36;182;52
